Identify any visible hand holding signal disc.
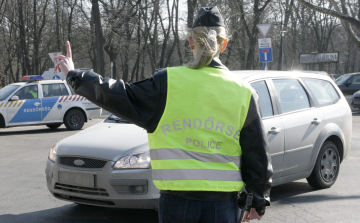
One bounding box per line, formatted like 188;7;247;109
54;41;74;76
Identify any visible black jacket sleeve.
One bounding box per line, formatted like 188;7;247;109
240;89;273;212
66;69;167;132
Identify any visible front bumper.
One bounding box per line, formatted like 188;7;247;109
45;157;159;209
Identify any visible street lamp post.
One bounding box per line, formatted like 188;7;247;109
280;31;287;71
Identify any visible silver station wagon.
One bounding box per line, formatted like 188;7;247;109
45;70;352;209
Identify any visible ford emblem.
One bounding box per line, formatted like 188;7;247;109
74;159;85;166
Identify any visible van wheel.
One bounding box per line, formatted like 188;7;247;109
307;141;340;189
0;115;4;128
46;124;62;129
64;109;85;130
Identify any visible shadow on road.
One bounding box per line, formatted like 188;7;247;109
270;181;360;204
0;128;70;136
0;204;159;223
270;182;316;202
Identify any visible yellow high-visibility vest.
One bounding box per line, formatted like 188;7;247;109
148;66;252;192
29;90;38;99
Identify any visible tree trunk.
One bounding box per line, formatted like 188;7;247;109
91;0;105;76
33;0;39;76
18;0;32;76
55;0;61;50
67;0;77;43
122;17;131;82
277;0;294;71
185;0;197;62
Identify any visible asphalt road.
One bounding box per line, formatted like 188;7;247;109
1;102;360;223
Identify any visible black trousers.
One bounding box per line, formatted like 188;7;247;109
158;194;238;223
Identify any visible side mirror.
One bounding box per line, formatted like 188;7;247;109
345;83;351;87
10;96;19;101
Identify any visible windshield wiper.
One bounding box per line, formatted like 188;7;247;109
115;119;130;123
107;116;130;123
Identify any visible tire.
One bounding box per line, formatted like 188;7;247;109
0;115;4;128
46;124;62;129
64;109;85;130
307;141;340;189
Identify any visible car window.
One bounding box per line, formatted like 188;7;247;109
14;85;38;100
335;75;350;84
42;83;69;97
67;84;76;95
349;75;360;85
0;85;20;101
303;78;340;106
59;83;70;95
272;79;310;113
250;80;273;118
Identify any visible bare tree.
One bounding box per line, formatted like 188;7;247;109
298;0;360;49
91;0;105;76
237;0;273;69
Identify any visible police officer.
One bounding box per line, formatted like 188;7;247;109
28;85;38;99
55;6;272;223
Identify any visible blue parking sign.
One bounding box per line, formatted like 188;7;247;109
259;48;273;63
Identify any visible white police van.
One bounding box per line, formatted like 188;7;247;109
0;76;101;130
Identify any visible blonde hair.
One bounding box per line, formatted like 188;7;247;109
187;26;227;69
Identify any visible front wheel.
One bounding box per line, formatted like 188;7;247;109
64;109;85;130
0;116;4;128
307;141;340;189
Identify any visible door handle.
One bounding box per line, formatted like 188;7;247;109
311;118;321;125
34;102;41;106
268;127;281;134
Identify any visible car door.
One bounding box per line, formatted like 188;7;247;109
345;74;360;94
41;83;69;121
250;80;284;179
348;74;360;94
7;84;42;124
271;78;325;177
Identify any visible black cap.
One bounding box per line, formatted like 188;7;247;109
192;6;225;28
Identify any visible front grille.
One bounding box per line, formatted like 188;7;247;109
54;193;115;206
55;183;109;196
112;185;148;195
59;157;107;169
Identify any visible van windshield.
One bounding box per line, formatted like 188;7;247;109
0;85;20;101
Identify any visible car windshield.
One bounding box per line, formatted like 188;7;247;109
106;114;130;123
335;75;350;84
0;85;20;101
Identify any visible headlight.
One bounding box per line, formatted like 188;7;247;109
114;151;151;169
48;143;59;162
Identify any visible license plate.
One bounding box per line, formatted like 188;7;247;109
58;171;95;188
354;101;360;105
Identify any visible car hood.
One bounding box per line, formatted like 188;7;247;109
57;121;149;161
353;90;360;96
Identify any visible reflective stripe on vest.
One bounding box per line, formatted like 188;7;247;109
150;148;241;167
148;66;252;192
152;169;242;181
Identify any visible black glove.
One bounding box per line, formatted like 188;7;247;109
237;192;265;216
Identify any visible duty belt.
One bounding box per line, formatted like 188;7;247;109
160;190;237;202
